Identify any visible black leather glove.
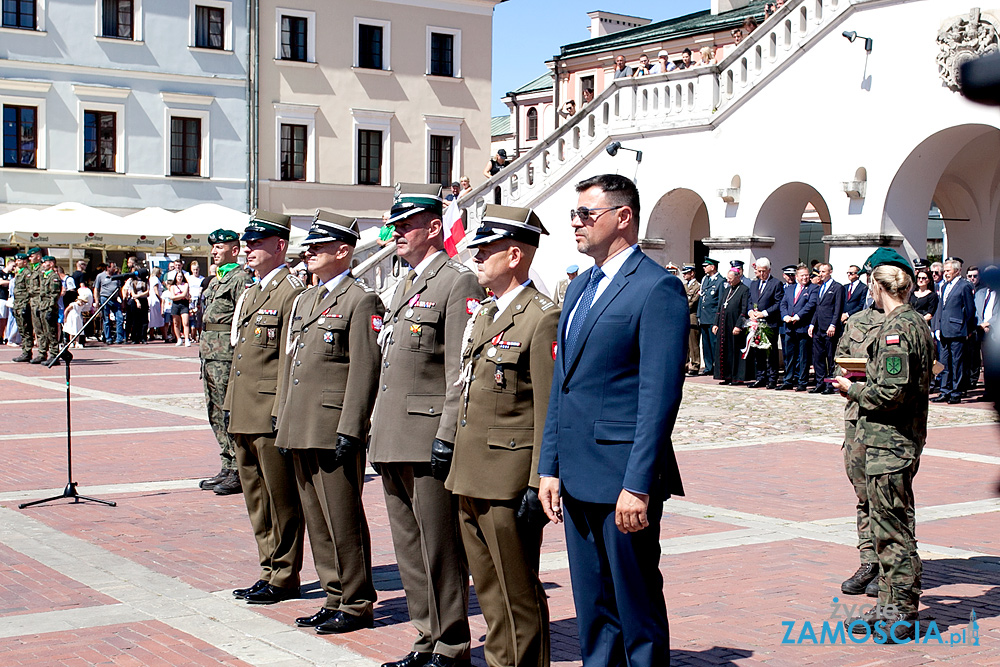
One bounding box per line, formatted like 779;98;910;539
271;415;278;434
334;434;363;465
430;438;454;482
515;486;549;531
370;461;382;476
223;410;230;431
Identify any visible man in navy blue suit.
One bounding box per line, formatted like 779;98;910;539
933;258;976;404
809;262;844;394
538;174;687;667
840;265;868;323
747;257;784;388
779;265;816;390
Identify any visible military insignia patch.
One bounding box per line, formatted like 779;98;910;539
267;328;276;340
323;331;334;343
885;334;900;345
254;327;262;337
372;315;383;332
466;298;477;315
551;342;557;360
886;356;902;375
410;324;422;336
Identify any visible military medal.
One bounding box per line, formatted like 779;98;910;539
256;315;262;324
406;308;414;318
410;323;422;336
324;331;334;343
318;318;326;324
487;347;496;358
254;327;262;337
267;328;276;341
495;365;505;388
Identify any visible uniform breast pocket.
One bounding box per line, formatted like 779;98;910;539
484;348;522;393
403;308;441;353
316;319;349;358
487;427;534;451
253;314;280;348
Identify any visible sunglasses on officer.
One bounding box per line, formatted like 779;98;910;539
569;205;625;222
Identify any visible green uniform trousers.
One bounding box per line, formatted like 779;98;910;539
13;302;33;355
843;421;875;564
868;461;921;614
202;359;237;470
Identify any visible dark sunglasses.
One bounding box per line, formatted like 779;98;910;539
569;205;625;222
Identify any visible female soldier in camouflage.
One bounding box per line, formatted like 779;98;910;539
833;249;934;643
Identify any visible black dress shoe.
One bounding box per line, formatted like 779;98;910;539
766;382;777;390
775;383;794;391
718;379;730;385
200;468;229;490
233;579;268;599
698;369;711;376
931;395;948;403
795;385;807;392
245;583;299;604
426;655;472;667
381;652;433;667
809;384;825;393
749;379;767;388
823;386;837;395
315;610;374;634
948;396;962;404
295;607;338;627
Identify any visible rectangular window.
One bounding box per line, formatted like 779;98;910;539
84;111;116;172
2;0;35;29
430;32;454;77
358;24;383;70
357;129;382;185
102;0;133;39
170;117;201;176
3;105;37;168
194;5;224;49
429;134;452;186
280;14;307;61
280;123;306;181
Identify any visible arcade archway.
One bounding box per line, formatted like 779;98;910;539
754;183;832;267
643;188;710;268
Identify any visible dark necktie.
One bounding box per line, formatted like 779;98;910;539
565;267;604;358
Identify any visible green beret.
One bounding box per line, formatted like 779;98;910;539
42;255;56;262
15;252;28;260
861;247;914;279
28;247;43;255
208;229;240;244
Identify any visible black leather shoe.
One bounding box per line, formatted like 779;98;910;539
841;562;878;595
823;386;837;395
381;653;433;667
12;352;31;362
426;655;472;667
809;384;825;393
766;382;777;390
865;576;880;597
698;369;711;376
233;579;268;599
295;607;338;628
776;383;794;391
315;610;374;634
30;354;48;364
245;583;299;605
845;605;880;635
749;379;767;388
718;379;730;385
200;468;229;490
213;470;242;495
948;396;962;404
881;612;919;643
931;395;948;403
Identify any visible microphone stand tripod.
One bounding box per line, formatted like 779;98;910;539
19;290;125;509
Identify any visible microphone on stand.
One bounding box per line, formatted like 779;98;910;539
108;268;150;282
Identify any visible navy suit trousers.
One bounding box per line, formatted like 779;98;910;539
700;324;717;374
939;336;966;398
563;491;668;667
812;331;839;383
784;330;811;386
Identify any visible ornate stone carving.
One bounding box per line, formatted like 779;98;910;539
937;8;1000;92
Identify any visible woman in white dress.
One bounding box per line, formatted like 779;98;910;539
148;267;167;340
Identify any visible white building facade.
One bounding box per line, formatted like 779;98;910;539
0;0;250;216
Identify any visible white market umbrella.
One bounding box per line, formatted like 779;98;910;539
0;208;44;246
33;202;171;250
171;203;250;251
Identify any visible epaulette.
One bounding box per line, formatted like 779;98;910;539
447;259;472;273
286;274;304;288
532;293;557;312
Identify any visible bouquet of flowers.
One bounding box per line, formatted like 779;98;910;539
741;303;775;358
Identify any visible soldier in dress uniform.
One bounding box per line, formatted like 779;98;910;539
835;248;933;643
198;229;253;495
445;205;559;667
553;265;577;306
224;211;306;606
369;183;486;667
683;264;701;375
835;303;886;598
697;258;724;376
26;247;43;360
11;253;34;363
275;211;381;635
32;255;63;365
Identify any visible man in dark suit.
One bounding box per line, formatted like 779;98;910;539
747;257;784;388
809;262;844;394
538;174;687;667
697;258;725;376
933;258;976;404
779;265;816;390
841;265;868;322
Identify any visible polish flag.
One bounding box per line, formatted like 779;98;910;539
442;200;466;257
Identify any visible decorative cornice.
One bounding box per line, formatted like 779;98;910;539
639;237;666;249
0;79;52;94
161;92;215;106
821;234;903;248
73;84;131;100
702;236;775;250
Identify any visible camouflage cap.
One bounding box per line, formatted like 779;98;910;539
242;210;292;242
861;247;914;279
207;229;240;245
467;204;548;248
388;183;444;225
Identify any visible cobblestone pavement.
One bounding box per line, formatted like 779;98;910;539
1;343;998;666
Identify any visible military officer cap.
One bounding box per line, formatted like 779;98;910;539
388;182;444;224
15;252;28;260
945;256;965;265
861;247;914;279
665;262;679;273
730;259;745;269
241;210;292;242
41;255;56;263
467;204;548;248
28;246;43;255
567;264;579;274
912;257;928;270
303;209;361;246
682;264;696;273
208;229;240;245
782;264;797;276
810;267;820;278
702;257;719;267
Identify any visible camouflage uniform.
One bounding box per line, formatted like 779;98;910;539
847;303;933;614
835;306;886;565
199;263;253;471
12;265;34;357
36;268;62;358
28;264;43;352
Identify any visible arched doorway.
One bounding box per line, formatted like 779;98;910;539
754;183;832;267
643;188;710;268
883;124;1000;263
